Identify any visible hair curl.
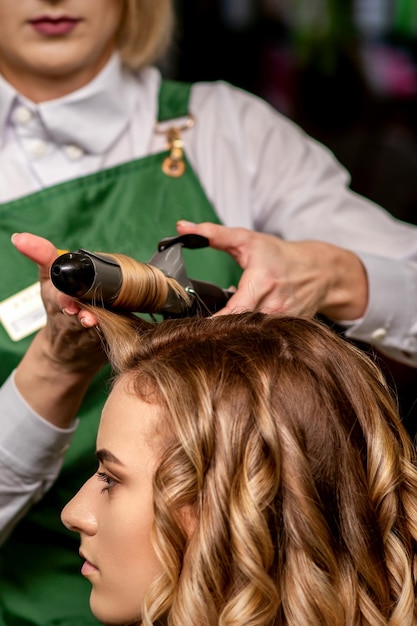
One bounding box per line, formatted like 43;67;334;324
90;309;417;626
116;0;175;70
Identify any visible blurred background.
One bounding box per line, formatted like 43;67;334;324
169;0;417;226
167;0;417;432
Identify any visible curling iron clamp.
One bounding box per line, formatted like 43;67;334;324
50;234;233;318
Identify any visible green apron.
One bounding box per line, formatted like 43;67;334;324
0;81;241;626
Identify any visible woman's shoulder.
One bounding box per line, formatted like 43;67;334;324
190;78;277;116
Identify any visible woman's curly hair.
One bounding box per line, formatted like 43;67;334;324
92;309;417;626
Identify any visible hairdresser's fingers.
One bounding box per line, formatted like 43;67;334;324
11;232;82;311
176;222;276;308
176;221;250;264
11;232;87;316
212;267;277;316
176;222;282;315
77;309;100;329
11;232;60;277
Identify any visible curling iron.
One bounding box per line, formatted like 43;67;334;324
50;234;233;318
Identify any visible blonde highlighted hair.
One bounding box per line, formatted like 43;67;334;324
91;309;417;625
117;0;175;70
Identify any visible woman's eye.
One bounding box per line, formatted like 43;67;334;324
96;471;118;493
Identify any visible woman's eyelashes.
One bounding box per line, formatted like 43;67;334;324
96;470;119;493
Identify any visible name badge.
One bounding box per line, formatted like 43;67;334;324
0;282;46;342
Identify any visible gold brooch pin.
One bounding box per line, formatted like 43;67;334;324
155;115;195;178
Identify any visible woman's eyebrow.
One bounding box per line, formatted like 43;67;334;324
95;448;124;466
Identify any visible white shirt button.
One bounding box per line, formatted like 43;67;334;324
13;105;33;125
370;328;387;342
30;139;47;157
65;144;84;160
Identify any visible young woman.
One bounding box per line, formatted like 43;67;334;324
1;0;417;624
62;310;417;626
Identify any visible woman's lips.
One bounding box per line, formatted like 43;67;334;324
29;16;81;36
81;559;99;577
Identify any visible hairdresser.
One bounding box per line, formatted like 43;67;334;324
1;1;417;625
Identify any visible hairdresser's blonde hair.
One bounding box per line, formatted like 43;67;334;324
92;310;417;626
117;0;175;70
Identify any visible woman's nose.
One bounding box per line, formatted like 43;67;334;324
61;478;98;535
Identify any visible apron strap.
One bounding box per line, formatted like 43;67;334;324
157;79;192;122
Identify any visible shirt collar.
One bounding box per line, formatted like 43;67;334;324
0;75;16;144
0;53;139;154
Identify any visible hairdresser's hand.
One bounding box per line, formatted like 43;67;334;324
176;221;368;320
11;233;105;428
